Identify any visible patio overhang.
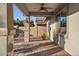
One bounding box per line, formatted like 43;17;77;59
15;4;30;16
15;3;68;17
29;12;54;16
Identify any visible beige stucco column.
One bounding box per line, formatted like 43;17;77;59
0;4;14;56
24;16;30;42
50;16;57;42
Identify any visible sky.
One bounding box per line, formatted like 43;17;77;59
57;16;67;21
13;4;37;22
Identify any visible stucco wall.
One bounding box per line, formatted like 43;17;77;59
64;4;79;55
30;26;46;37
0;4;14;56
0;4;7;56
0;4;7;28
30;26;37;37
50;4;79;55
19;26;46;37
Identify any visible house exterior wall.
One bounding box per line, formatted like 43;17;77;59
64;4;79;56
0;3;7;56
50;4;79;55
0;3;14;56
0;4;7;28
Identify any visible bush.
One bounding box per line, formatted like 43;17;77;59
60;21;66;27
41;33;47;40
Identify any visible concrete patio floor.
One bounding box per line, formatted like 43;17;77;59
13;40;70;56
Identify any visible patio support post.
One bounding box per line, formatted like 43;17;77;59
0;4;14;56
24;16;30;42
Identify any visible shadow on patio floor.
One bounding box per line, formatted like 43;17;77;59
14;40;70;56
14;41;56;53
27;47;62;56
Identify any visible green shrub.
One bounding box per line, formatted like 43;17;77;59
41;33;46;40
13;19;24;26
60;20;66;27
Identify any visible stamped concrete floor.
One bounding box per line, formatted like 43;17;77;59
13;40;70;56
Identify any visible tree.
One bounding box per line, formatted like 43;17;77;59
19;20;24;26
60;19;66;27
13;18;24;26
29;20;35;27
16;18;20;25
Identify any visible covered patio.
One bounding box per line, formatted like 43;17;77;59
0;3;79;56
13;3;70;56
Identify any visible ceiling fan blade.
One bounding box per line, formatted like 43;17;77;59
44;9;48;12
33;8;40;11
34;8;39;10
44;7;53;9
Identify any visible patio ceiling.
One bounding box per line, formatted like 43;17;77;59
25;3;60;12
16;3;67;16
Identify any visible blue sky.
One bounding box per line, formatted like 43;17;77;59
13;4;37;21
57;16;67;21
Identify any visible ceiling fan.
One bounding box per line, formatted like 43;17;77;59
39;3;53;12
